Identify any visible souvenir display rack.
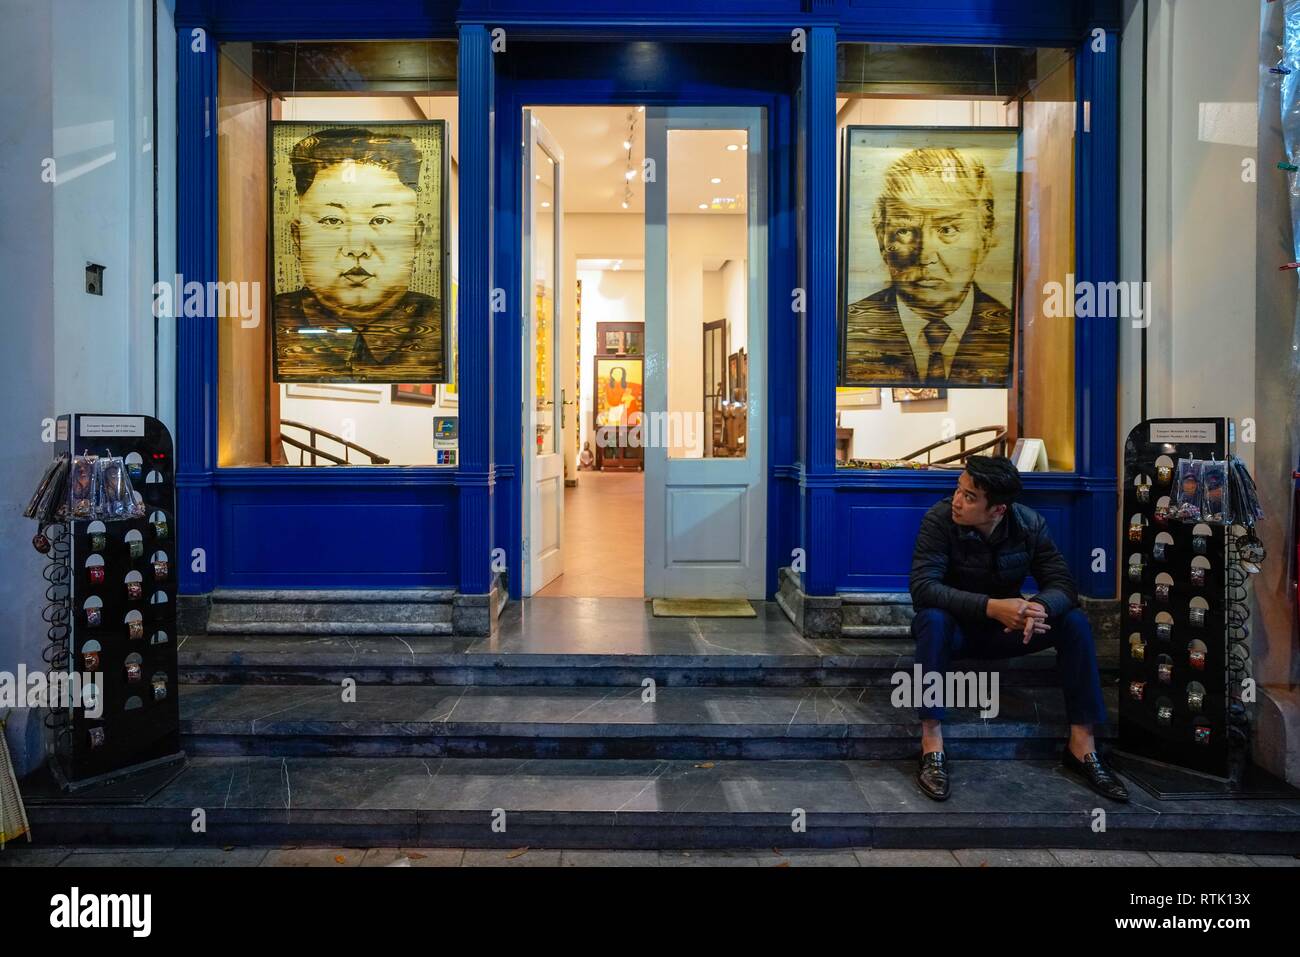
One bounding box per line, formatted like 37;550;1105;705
1116;417;1237;789
47;413;185;792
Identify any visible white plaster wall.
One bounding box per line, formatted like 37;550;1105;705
0;0;166;775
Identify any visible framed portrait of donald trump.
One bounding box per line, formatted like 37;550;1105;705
838;127;1020;388
270;121;449;384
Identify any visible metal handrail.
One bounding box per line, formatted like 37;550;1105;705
278;420;391;466
902;426;1008;467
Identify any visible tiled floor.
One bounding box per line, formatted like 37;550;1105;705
535;471;643;597
2;845;1297;867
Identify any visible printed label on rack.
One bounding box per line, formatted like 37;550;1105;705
79;416;145;437
1150;422;1216;444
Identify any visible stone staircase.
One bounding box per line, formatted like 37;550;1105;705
22;594;1300;852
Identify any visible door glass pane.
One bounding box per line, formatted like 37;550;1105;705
532;140;557;455
666;128;748;459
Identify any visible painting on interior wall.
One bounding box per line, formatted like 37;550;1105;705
839;126;1020;388
892;388;947;402
594;358;643;428
270;121;449;383
836;387;881;408
391;383;437;404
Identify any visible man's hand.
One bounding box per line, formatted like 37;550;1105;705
986;597;1051;642
1018;601;1050;644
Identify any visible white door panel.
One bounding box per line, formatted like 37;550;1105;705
644;107;766;599
523;111;564;595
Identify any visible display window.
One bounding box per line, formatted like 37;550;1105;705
215;40;460;467
834;43;1076;472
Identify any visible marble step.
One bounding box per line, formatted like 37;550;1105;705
205;589;456;637
21;755;1300;852
178;633;1118;688
212;589;457;603
177;683;1118;760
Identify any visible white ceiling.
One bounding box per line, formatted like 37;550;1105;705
529;106;748;215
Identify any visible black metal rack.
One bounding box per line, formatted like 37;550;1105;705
49;413;184;792
1118;417;1232;780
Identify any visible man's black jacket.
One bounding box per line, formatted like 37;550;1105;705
908;496;1079;623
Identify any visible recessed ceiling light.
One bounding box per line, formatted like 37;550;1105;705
741;144;747;150
625;170;636;180
698;203;708;209
541;201;551;208
710;177;722;184
623;140;632;150
726;144;739;151
637;105;645;112
535;174;541;180
621;201;629;209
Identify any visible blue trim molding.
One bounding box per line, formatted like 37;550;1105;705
175;9;219;596
458;23;497;597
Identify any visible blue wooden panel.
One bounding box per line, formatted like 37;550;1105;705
219;489;457;587
836;488;1081;594
176;0;458;37
836;0;1093;44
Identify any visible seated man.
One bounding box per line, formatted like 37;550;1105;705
908;454;1127;803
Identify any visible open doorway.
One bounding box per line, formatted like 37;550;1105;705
521;104;761;599
525;106;647;598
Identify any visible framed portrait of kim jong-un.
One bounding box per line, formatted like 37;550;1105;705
270;121;449;383
838;126;1021;389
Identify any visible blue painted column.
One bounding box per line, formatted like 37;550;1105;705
457;24;496;596
174;16;218;596
1076;27;1120;599
800;25;839;597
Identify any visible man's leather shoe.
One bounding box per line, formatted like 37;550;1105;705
917;750;950;801
1062;748;1130;802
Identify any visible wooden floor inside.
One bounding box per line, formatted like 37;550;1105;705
535;470;643;597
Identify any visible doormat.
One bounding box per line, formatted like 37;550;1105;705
651;598;756;618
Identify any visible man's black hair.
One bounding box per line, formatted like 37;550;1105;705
289;126;423;197
964;455;1022;508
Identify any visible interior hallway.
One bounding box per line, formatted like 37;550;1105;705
535;471;643;597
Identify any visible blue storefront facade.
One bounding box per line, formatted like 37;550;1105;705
171;0;1122;631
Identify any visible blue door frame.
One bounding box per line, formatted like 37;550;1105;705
172;0;1122;602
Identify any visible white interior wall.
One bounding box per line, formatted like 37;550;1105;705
838;390;1011;461
666;215;748;457
562;213;642;477
722;258;747;353
0;0;166;776
576;267;644;455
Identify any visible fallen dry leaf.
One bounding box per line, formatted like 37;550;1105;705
693;762;715;769
505;847;529;860
408;852;427;860
774;861;790;868
334;855;347;864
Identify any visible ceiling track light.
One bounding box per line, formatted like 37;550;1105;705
618;110;640;209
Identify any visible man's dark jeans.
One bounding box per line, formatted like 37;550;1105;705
910;606;1108;725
